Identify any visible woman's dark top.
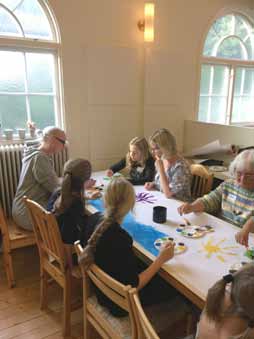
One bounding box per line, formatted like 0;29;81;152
110;155;155;185
94;222;139;316
47;190;101;245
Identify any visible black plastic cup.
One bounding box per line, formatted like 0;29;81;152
153;206;167;223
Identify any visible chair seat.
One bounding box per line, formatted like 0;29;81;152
88;295;131;339
7;219;35;249
145;295;190;333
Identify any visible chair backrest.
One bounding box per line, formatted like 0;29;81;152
0;203;11;248
24;197;67;273
190;164;213;199
129;288;159;339
75;241;137;338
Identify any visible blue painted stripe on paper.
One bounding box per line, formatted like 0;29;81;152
89;199;166;256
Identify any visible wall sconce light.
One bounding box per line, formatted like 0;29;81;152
137;3;155;42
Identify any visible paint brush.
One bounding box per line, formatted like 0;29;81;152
183;217;191;226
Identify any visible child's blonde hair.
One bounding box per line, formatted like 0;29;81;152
126;137;150;168
149;128;177;158
79;177;136;270
206;263;254;324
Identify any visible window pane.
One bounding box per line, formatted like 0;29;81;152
245;37;254;61
235;15;248;40
26;53;54;92
198;97;209;122
29;95;55;129
210;97;227;123
212;66;229;95
0;6;22;37
232;68;254;123
203;14;254;61
0;51;25;92
203;15;233;56
14;0;53;40
0;1;22;11
217;37;245;60
200;65;211;94
0;95;26;129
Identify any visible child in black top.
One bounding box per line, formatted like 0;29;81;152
47;158;102;273
106;137;155;185
79;177;175;316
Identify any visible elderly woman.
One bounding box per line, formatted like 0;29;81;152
178;150;254;247
145;128;191;201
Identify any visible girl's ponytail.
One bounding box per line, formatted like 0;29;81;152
205;275;229;322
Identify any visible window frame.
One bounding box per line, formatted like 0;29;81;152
0;0;64;137
198;11;254;126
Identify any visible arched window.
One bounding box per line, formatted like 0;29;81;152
0;0;62;134
198;13;254;125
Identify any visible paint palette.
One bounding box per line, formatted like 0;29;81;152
229;261;248;274
154;236;187;255
176;224;214;238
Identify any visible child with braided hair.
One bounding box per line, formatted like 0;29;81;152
79;177;176;316
196;263;254;339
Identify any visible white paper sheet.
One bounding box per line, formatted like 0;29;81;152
185;140;234;157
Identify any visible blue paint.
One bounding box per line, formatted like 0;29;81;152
89;199;167;256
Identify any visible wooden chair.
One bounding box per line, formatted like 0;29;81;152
24;197;81;337
0;203;35;288
75;241;137;339
190;164;213;199
129;288;159;339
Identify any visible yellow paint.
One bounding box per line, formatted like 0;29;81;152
199;237;238;262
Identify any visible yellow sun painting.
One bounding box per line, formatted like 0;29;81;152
199;237;238;262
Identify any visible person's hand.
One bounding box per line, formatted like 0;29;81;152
158;241;175;264
89;190;102;200
84;178;96;189
144;182;154;190
178;203;193;215
235;229;250;247
106;169;113;177
155;157;163;172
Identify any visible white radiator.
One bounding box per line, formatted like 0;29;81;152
0;144;69;217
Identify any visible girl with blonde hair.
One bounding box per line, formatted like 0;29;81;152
145;128;191;201
106;137;155;185
196;263;254;338
80;177;175;316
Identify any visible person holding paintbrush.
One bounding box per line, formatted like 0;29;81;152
178;150;254;247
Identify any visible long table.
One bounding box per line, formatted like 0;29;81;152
89;172;254;309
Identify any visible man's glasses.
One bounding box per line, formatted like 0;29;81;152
54;136;66;145
236;171;254;181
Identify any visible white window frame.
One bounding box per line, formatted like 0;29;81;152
0;0;64;136
198;11;254;126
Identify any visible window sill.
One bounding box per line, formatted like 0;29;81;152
0;136;41;146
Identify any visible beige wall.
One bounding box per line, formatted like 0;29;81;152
48;0;254;170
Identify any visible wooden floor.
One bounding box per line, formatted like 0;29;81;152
0;246;87;339
0;247;192;339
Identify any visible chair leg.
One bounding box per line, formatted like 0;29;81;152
63;274;71;337
40;269;48;310
3;249;15;288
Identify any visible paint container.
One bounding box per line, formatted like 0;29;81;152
153;206;167;223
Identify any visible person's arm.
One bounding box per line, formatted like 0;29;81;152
156;158;173;198
109;158;126;174
178;199;205;215
235;217;254;247
33;154;60;192
137;242;174;290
